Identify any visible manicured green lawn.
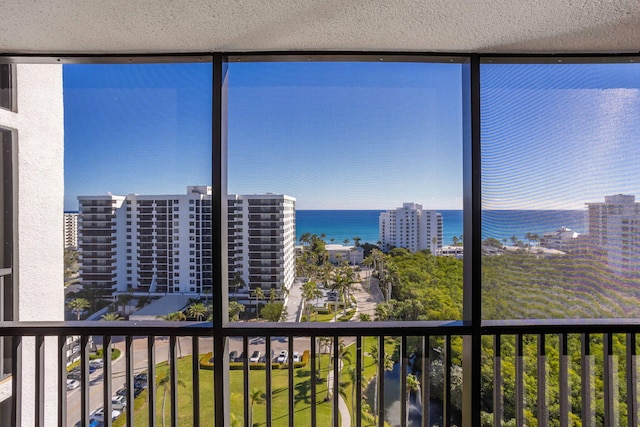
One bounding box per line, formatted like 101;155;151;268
114;354;338;427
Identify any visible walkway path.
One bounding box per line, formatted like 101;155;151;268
326;359;351;427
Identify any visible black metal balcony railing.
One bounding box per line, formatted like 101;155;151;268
3;320;640;427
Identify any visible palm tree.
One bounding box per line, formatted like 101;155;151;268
343;238;350;245
160;311;186;357
406;373;420;425
229;272;246;295
299;232;312;246
253;287;265;320
228;301;245;321
249;387;265;427
317;336;333;381
346;366;359;425
157;369;186;427
116;292;134;315
101;311;122;321
374;302;392;321
67;298;90;320
301;281;322;321
186;302;207;321
353;236;361;247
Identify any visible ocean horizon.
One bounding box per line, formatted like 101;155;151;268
296;209;587;246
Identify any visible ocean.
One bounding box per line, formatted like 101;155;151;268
296;210;586;246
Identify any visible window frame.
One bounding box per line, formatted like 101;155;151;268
0;64;16;112
1;52;639;426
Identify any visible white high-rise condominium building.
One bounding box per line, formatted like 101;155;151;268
228;194;296;302
64;212;79;249
78;188;296;299
586;194;640;276
379;202;443;254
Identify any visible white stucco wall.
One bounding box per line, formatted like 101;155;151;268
0;63;64;425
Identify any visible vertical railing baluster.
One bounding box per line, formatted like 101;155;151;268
603;333;619;427
311;336;317;427
11;335;21;426
515;334;524;427
400;335;407;427
126;335;135;427
493;334;502;427
422;335;431;427
333;335;339;427
266;335;272;427
148;336;157;427
170;335;178;427
626;333;637;427
377;335;385;427
356;336;362;427
243;336;250;427
58;335;67;427
103;335;112;427
288;336;294;427
581;333;594;427
559;333;569;427
35;335;44;427
81;335;90;426
444;335;451;427
192;336;200;426
537;334;548;427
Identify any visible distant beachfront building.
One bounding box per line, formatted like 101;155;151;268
78;187;296;301
326;244;364;265
540;226;580;251
64;212;79;249
441;245;463;258
586;194;640;276
379;202;443;254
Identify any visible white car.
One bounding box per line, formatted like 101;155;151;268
249;351;261;363
89;359;104;368
111;395;126;411
91;408;121;422
66;379;80;390
276;350;288;363
292;352;301;363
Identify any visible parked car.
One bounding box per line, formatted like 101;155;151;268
229;351;238;362
276;350;288;363
68;369;81;381
90;407;121;422
88;365;97;374
66;379;80;390
134;378;147;390
292;352;301;363
89;359;103;368
249;351;261;363
134;372;147;382
111;395;126;411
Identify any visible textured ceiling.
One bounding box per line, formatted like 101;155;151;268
1;0;639;54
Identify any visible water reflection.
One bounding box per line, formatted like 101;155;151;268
364;362;456;427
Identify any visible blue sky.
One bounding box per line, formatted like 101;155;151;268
64;63;213;210
64;61;464;210
64;60;640;212
481;62;640;210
